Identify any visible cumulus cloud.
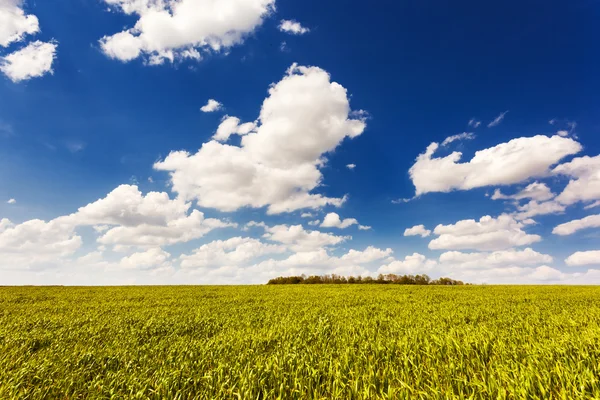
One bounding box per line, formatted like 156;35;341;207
346;163;356;170
512;200;566;220
441;132;475;146
180;237;285;269
300;212;314;218
409;135;581;196
565;250;600;267
278;19;309;35
119;247;171;270
213;115;256;142
429;214;541;251
99;0;275;64
7;198;16;204
321;212;358;229
491;182;555;202
378;253;437;275
0;0;39;47
439;248;552;269
200;99;222;112
552;214;600;236
154;64;366;214
1;40;57;82
404;224;431;238
553;155;600;206
263;224;349;252
487;111;509;128
0;217;82;269
65;185;235;248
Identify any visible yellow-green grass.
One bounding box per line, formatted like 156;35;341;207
1;285;600;399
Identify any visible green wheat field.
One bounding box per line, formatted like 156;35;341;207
1;285;600;399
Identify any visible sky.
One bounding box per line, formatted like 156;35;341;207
1;0;600;285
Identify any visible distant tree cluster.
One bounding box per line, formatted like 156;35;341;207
267;274;466;285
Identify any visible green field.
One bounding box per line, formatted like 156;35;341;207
1;286;600;399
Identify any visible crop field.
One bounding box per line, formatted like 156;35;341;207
1;286;600;399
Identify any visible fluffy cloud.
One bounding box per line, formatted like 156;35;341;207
404;224;431;238
119;247;171;270
378;253;437;275
0;0;39;47
154;64;366;214
492;182;555;202
66;185;235;248
552;214;600;236
213;116;256;142
553;155;600;206
278;19;309;35
441;132;475;146
439;248;552;269
263;224;349;252
7;198;16;204
346;164;356;170
565;250;600;267
0;217;82;269
409;135;581;196
100;0;275;64
512;200;566;220
321;212;357;229
1;40;57;82
180;237;285;269
300;212;314;218
488;111;509;128
200;99;222;112
429;214;541;251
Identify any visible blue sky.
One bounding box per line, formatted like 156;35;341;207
1;0;600;285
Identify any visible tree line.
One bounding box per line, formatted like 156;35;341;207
267;274;466;285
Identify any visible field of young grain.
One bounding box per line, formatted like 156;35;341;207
1;285;600;399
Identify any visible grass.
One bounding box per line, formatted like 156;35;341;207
1;285;600;399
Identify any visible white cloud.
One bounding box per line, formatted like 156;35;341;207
565;250;600;267
321;212;359;229
1;40;57;82
7;198;16;204
154;64;366;214
552;214;600;236
553;155;600;206
100;0;275;64
244;221;268;230
404;224;431;238
468;119;481;128
346;163;356;170
213;115;256;142
439;248;552;269
0;217;82;269
200;99;222;113
65;184;235;248
429;214;541;251
119;247;171;270
263;224;349;252
512;200;566;220
487;110;509;128
556;130;569;137
300;212;314;218
180;237;285;269
308;219;320;226
441;132;475;146
491;182;555;202
409;135;581;196
378;253;437;275
278;19;309;35
0;0;39;47
584;201;600;210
